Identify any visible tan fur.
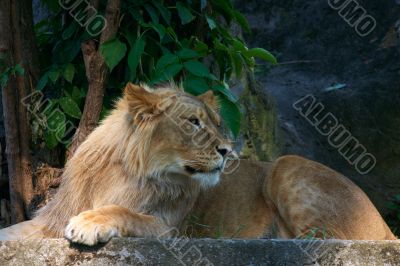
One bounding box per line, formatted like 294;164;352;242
0;83;233;245
0;83;395;243
188;157;396;240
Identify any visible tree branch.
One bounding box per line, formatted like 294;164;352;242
68;0;121;158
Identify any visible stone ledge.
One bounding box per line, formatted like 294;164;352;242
0;238;399;265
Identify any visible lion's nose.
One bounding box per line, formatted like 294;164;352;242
216;145;231;157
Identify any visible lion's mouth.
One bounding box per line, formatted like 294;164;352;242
184;165;222;174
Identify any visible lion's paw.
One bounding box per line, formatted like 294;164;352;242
64;211;120;246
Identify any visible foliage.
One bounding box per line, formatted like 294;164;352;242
296;227;334;240
0;63;25;87
32;0;276;149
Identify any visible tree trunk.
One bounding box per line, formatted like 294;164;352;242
68;0;121;158
1;80;25;223
0;0;25;223
0;0;39;223
11;0;39;218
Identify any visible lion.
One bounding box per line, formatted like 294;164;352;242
0;83;395;245
187;158;396;240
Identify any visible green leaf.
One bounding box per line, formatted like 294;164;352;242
36;73;48;90
177;48;198;59
44;130;58;149
48;69;60;83
152;63;183;83
63;63;75;83
0;73;9;87
127;37;146;80
211;0;234;23
387;203;398;210
244;48;277;64
214;49;230;79
100;38;127;71
176;2;195;25
153;23;166;40
63;89;72;99
218;94;241;138
183;77;209;95
242;53;256;68
212;83;238;102
152;0;171;24
143;22;165;41
56;119;66;141
207;73;218;80
230;51;243;77
14;64;25;76
156;53;179;69
62;22;78;40
165;27;178;42
217;26;233;40
71;86;85;105
183;60;211;78
52;39;81;63
206;15;217;30
194;41;208;55
232;39;247;52
43;99;58;116
233;11;251;33
42;0;61;12
214;39;227;51
71;86;85;101
59;97;82;119
129;9;144;23
124;30;137;48
58;122;68;142
46;109;65;132
44;116;66;149
144;3;159;23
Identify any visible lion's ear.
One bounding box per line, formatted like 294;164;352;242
123;83;162;122
197;90;219;111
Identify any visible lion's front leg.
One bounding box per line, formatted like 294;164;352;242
64;204;171;245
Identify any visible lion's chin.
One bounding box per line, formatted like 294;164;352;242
191;171;221;188
163;164;222;187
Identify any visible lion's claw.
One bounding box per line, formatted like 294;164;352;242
64;211;120;246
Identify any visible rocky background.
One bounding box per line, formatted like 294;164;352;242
237;0;400;214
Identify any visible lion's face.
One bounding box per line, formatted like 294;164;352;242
124;83;235;187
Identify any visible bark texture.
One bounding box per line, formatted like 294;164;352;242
0;0;39;223
68;0;121;158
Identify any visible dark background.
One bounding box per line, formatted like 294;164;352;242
237;0;400;214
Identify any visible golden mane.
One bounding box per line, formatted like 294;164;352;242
36;83;194;236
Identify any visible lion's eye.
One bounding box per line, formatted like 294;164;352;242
188;118;200;126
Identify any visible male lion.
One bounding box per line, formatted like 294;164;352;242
0;83;395;245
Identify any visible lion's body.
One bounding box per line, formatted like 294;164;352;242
0;84;396;244
188;157;396;240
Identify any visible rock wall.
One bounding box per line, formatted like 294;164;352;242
1;238;400;265
237;0;400;214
